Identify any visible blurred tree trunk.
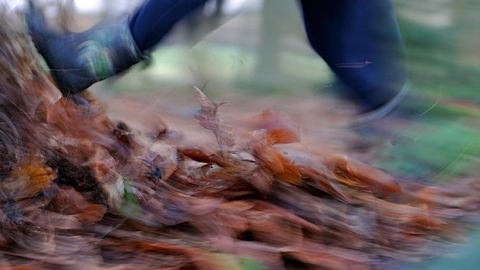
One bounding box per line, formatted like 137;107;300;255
254;0;282;87
253;0;307;88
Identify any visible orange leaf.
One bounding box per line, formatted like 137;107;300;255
75;204;107;225
250;142;302;186
8;158;56;199
327;155;401;196
248;109;300;145
298;161;359;204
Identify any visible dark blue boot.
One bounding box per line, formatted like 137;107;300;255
27;0;208;95
27;1;144;95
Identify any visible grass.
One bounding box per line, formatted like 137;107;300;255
364;3;480;183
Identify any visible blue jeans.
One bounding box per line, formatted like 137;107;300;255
129;0;408;111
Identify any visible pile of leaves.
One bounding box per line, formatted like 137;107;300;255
1;8;480;270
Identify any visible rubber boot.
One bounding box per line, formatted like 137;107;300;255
26;1;144;95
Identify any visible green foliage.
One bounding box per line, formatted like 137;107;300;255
241;257;266;270
119;178;143;219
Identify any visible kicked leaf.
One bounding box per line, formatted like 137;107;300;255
327;155;402;196
248;133;302;186
193;86;235;151
5;158;56;200
248;109;300;145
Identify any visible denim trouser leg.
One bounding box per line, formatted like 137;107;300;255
300;0;408;111
128;0;408;111
129;0;209;52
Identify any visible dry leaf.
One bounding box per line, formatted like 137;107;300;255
327;155;402;196
248;109;301;145
1;10;480;269
193;86;235;151
249;136;302;186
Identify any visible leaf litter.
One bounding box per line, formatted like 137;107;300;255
1;8;480;270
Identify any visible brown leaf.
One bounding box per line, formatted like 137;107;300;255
192;201;254;240
188;197;223;216
48;186;87;214
149;143;178;181
247;210;305;247
327;155;401;196
75;204;107;225
284;240;372;270
248;168;275;193
193;86;235;151
248;109;300;145
298;161;359;204
249;140;302;186
30;211;82;231
180;147;215;163
253;201;322;234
